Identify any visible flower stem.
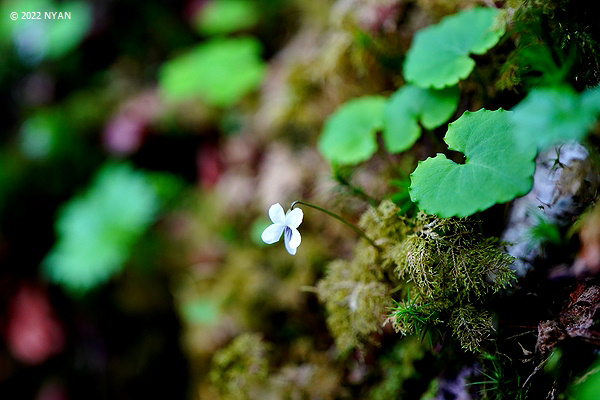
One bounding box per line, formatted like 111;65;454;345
291;200;381;251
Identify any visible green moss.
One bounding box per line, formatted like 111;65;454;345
314;200;415;353
386;214;515;351
267;354;343;399
450;305;494;352
359;199;410;244
316;251;393;354
209;333;270;399
317;200;515;353
386;293;442;338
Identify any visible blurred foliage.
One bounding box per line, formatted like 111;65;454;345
572;359;600;399
195;0;260;35
368;336;427;400
18;110;62;160
511;85;600;152
42;162;160;296
159;37;266;107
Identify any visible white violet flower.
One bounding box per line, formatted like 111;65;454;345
261;203;303;255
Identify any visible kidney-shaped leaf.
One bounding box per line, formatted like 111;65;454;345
511;85;600;152
383;85;459;153
410;109;536;217
318;96;386;165
404;8;505;89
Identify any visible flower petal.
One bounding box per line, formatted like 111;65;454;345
286;227;301;250
285;208;303;229
261;223;284;244
268;203;286;224
284;241;297;255
284;230;298;255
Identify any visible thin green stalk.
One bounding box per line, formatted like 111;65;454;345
290;200;381;251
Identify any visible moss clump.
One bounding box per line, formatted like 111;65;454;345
316;200;409;354
386;293;442;338
386;213;515;351
209;333;270;399
450;305;495;352
359;199;410;245
392;215;515;300
316;200;515;353
316;248;393;354
268;355;343;399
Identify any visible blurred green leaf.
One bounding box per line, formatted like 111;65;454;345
19;111;60;160
530;213;562;246
573;360;600;399
195;0;259;35
582;85;600;113
318;96;386;165
43;162;160;296
383;85;459;153
182;298;220;325
250;217;271;246
511;86;600;152
410;109;536;217
159;37;266;107
403;8;505;88
146;171;185;207
46;1;92;59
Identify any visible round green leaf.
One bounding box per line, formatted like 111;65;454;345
511;86;600;152
318;96;387;165
404;8;505;89
159;37;266;107
383;85;459;153
410;109;536;217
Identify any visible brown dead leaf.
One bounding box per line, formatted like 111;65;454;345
537;282;600;354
